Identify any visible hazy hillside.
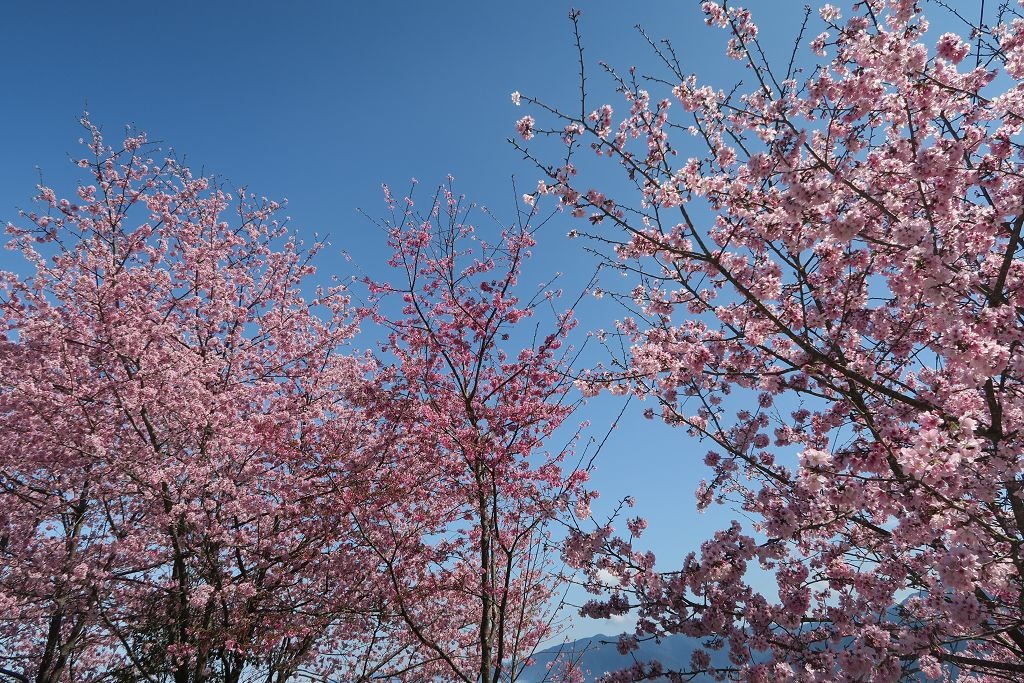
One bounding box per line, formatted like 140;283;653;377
518;633;735;682
518;624;953;682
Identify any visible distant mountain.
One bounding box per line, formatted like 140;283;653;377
517;623;957;682
517;632;734;682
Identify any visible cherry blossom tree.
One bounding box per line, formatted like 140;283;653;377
515;1;1024;680
351;181;594;682
0;120;384;682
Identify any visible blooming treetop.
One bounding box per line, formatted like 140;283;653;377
352;181;593;682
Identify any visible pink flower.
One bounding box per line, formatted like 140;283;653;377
627;516;648;537
936;32;969;64
819;4;841;22
800;448;831;468
515;115;535;141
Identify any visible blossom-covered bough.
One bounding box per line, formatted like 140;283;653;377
514;1;1024;680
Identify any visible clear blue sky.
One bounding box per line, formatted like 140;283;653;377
0;1;825;639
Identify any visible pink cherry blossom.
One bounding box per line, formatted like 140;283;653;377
516;114;536;141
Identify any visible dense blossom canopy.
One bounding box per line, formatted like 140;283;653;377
0;128;585;682
0;121;383;681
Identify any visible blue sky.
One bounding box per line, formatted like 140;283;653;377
1;1;827;639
